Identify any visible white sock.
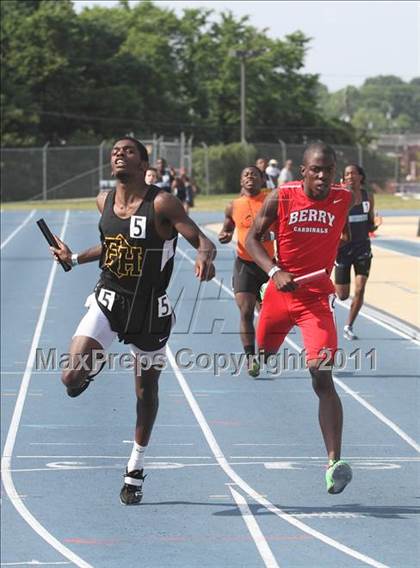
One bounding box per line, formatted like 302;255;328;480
127;442;146;472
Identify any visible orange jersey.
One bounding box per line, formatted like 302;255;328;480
232;191;275;261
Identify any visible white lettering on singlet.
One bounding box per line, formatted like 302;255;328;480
318;210;327;224
288;209;335;227
327;212;335;226
349;214;368;223
293;226;329;234
308;209;318;222
289;211;299;224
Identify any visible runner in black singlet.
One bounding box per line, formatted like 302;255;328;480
51;137;216;505
335;164;381;340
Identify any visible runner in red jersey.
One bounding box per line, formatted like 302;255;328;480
246;142;353;494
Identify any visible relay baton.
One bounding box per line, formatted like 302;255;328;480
294;268;328;284
36;218;72;272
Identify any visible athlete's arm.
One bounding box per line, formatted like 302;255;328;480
51;239;102;267
245;190;296;292
368;191;382;232
96;191;108;214
50;192;106;266
339;188;354;246
156;192;216;281
218;202;235;243
339;220;351;246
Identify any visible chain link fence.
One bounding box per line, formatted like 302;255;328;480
0;135;412;201
1;135;193;202
195;141;399;194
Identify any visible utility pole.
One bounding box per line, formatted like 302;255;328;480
230;48;266;144
42;142;50;201
240;58;246;144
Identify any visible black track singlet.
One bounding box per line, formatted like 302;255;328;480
94;186;178;350
347;189;371;243
337;189;372;264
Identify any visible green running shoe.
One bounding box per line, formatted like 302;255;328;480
247;356;260;378
326;460;352;494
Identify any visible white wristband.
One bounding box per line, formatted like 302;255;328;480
268;266;281;278
71;253;79;267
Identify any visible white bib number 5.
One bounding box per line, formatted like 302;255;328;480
98;288;115;311
130;215;146;239
158;294;172;318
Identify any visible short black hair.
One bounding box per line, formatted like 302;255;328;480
343;163;366;184
303;141;336;164
242;164;263;178
112;136;149;162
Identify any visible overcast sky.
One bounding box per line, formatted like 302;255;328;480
73;0;420;92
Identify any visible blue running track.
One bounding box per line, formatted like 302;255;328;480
1;209;419;568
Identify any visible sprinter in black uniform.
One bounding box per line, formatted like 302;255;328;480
51;137;216;505
335;164;380;340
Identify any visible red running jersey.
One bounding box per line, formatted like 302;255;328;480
276;181;352;295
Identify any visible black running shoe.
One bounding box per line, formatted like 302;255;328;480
65;360;106;398
120;469;146;505
66;377;94;398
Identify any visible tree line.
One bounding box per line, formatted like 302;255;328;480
2;0;419;147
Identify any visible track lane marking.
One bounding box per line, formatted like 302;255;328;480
167;346;389;567
1;210;36;250
228;485;280;568
1;211;92;568
283;335;420;454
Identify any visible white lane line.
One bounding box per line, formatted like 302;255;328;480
9;457;418;474
1;563;70;566
1;210;92;568
334;377;420;453
234;443;396;447
13;455;420;461
167;347;388;568
16;455;211;459
1;562;70;566
228;485;280;568
336;300;420;345
176;244;420;453
228;456;420;461
1;210;36;250
283;335;420;454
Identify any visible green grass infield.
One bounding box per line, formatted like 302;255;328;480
2;193;419;212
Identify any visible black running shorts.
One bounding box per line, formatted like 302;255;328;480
232;256;269;296
335;240;372;285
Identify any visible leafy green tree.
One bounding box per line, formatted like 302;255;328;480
2;0;87;144
322;76;420;141
1;0;374;146
193;142;257;193
1;1;43;145
174;9;348;144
